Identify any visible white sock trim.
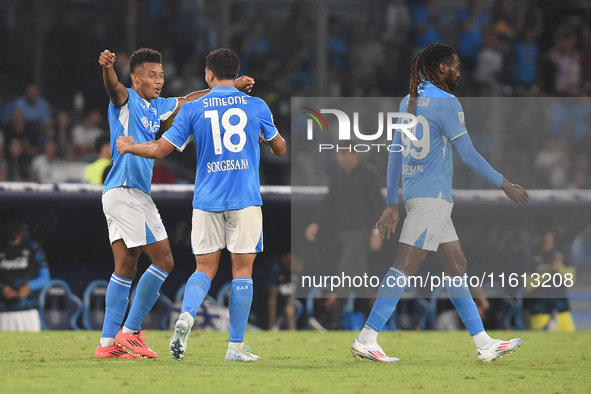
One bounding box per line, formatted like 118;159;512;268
473;331;493;349
358;325;379;344
389;267;408;278
99;338;115;347
121;326;135;334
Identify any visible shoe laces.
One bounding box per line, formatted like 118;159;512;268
134;330;148;344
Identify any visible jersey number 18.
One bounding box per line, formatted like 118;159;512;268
204;108;248;155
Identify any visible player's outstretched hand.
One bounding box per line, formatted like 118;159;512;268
235;76;255;92
501;178;529;206
99;50;116;68
117;136;135;154
375;204;400;240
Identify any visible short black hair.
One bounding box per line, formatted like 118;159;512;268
205;48;240;81
129;48;162;73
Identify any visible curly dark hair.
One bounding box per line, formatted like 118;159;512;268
206;48;240;81
129;47;162;73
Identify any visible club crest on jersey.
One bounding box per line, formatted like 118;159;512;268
141;116;161;133
458;112;465;126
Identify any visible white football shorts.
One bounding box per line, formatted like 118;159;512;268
398;197;459;251
191;206;263;254
102;187;168;248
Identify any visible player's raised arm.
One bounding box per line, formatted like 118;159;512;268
234;75;255;93
116;136;175;159
452;133;528;206
98;50;129;107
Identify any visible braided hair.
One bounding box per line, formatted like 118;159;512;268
408;44;457;115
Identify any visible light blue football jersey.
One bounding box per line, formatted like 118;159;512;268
162;86;278;211
396;81;467;203
104;88;178;194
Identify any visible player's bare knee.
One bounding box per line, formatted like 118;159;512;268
155;255;174;273
196;262;218;279
115;265;137;279
393;261;419;276
446;260;467;277
456;259;467;276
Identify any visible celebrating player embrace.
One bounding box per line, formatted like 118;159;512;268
95;47;253;359
117;48;286;362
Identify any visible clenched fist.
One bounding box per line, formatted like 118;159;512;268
99;50;116;68
117;136;135;154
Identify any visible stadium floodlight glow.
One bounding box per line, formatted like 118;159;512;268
304;108;418;141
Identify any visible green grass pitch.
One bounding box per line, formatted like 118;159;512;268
1;330;589;393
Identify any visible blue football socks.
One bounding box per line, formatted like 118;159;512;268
181;272;212;318
124;265;169;332
445;276;484;336
228;277;253;343
101;273;132;339
365;268;408;332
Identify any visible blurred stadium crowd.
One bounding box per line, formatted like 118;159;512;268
0;0;590;189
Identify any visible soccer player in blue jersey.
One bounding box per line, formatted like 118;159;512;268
96;48;254;359
116;48;286;362
350;44;529;363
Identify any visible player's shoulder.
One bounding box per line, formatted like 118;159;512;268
187;95;206;108
399;95;410;110
179;96;206;115
422;88;462;111
109;88;134;110
243;93;264;105
423;86;455;98
126;87;138;99
124;89;147;109
244;94;273;116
